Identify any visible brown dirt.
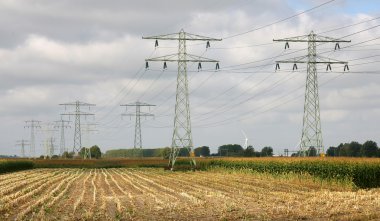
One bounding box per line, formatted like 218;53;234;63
0;168;379;220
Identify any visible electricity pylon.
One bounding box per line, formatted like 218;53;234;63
60;101;95;156
24;120;41;158
121;101;155;157
40;123;58;159
54;119;70;156
274;31;350;156
81;122;98;159
16;139;29;158
143;29;221;169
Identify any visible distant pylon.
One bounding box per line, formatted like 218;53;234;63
60;101;95;157
274;31;350;156
24;120;41;158
143;29;221;169
54;119;70;156
82;122;98;159
40;123;58;159
16;139;29;158
121;101;155;157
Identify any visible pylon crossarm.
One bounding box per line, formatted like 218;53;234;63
273;34;309;42
146;53;218;63
274;32;351;43
61;112;94;116
315;34;351;43
143;31;221;41
59;102;95;106
121;102;156;107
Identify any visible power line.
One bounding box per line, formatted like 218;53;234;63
223;0;337;39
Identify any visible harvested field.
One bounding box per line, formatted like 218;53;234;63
0;168;379;220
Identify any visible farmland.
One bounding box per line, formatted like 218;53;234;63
0;167;380;220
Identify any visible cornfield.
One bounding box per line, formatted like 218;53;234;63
198;157;380;188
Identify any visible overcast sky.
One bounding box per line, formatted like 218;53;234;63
1;0;379;156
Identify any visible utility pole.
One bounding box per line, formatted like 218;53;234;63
81;122;98;159
274;31;350;156
24;120;41;158
60;101;95;157
54;119;70;156
143;29;221;169
16;139;29;158
121;101;155;158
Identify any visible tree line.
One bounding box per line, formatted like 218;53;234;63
326;140;379;157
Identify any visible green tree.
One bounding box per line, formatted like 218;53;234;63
194;146;210;157
326;146;337;156
350;141;362;157
261;146;273;157
244;145;255;157
361;140;378;157
62;151;74;158
79;147;87;158
218;144;244;157
90;145;102;159
307;147;317;156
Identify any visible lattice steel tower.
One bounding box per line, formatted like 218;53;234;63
274;31;350;156
82;122;98;159
24;120;41;158
54;119;70;155
40;123;58;158
143;30;221;169
16;139;29;158
121;101;155;157
60;101;95;156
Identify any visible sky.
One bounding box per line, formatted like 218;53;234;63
0;0;379;156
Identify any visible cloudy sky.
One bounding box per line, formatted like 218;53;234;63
1;0;379;156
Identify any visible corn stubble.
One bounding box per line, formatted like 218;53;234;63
0;168;379;220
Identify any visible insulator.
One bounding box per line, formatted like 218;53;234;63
155;39;158;48
344;64;349;71
198;62;202;70
145;61;149;69
326;63;332;71
292;63;298;70
285;42;289;49
275;63;280;70
163;61;167;69
215;62;220;70
334;43;340;50
206;41;210;48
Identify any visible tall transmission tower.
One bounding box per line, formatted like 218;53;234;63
54;119;71;156
60;101;95;156
16;139;29;158
121;101;155;157
143;29;221;169
24;120;41;158
274;31;350;156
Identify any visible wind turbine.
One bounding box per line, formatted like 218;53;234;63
241;130;248;149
